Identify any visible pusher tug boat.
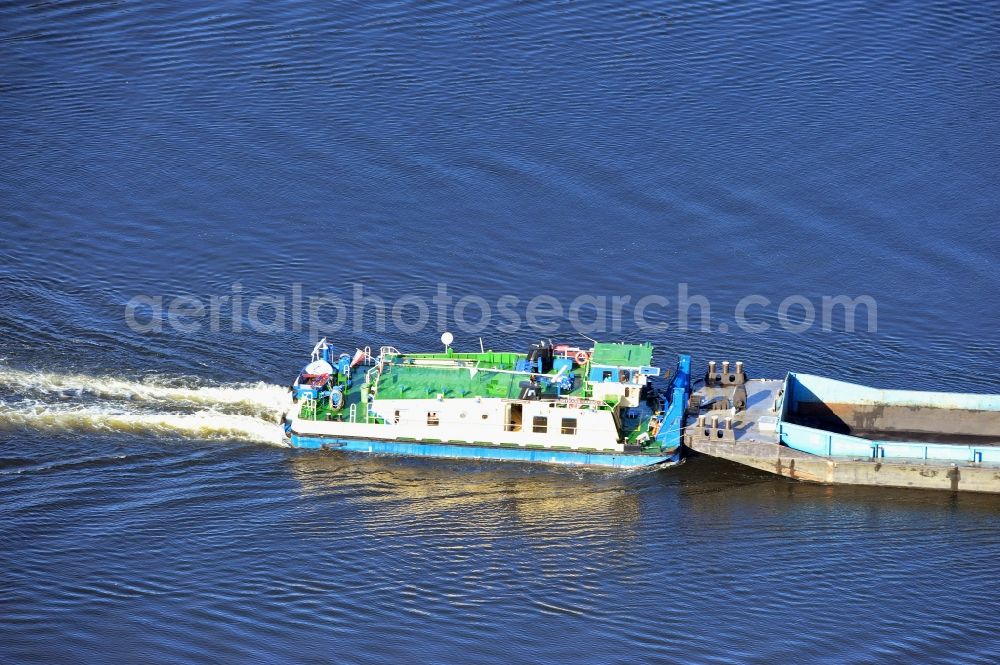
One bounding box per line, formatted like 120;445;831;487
282;334;692;469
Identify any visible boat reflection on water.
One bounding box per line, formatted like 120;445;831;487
285;450;649;541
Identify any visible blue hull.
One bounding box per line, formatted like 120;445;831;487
290;434;679;469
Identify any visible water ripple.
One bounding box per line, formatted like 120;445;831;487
3;0;1000;662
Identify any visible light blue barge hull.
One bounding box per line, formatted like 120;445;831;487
290;435;679;469
779;373;1000;463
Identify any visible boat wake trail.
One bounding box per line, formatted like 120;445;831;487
0;367;290;445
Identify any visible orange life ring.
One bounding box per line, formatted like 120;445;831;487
574;350;590;365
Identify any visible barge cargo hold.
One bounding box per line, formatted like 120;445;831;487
780;373;1000;463
684;363;1000;493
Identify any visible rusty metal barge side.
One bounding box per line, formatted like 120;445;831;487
683;362;1000;493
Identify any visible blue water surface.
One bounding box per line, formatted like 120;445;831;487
2;1;999;663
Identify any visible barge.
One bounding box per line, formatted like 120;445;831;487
684;362;1000;493
282;336;691;469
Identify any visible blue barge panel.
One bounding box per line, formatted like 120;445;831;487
778;373;1000;463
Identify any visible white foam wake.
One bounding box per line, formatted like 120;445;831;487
0;366;290;411
0;366;292;445
0;404;287;445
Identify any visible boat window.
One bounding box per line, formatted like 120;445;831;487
561;418;577;435
602;370;613;381
507;404;523;432
427;412;439;426
394;410;400;424
532;416;547;434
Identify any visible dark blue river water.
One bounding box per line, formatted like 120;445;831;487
2;1;1000;662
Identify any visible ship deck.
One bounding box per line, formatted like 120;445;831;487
298;353;597;423
375;356;590;401
693;378;783;444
